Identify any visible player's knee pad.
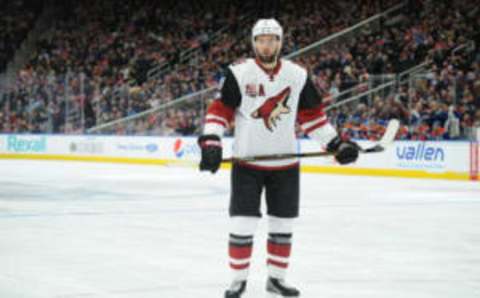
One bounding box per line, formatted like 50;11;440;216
268;215;294;234
230;216;260;236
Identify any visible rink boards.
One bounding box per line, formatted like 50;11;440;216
0;134;478;181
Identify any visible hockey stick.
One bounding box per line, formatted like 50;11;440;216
221;119;400;163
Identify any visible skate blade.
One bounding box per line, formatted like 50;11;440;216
266;292;300;298
266;292;278;298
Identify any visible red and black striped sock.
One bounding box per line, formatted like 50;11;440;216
267;233;292;279
229;233;254;281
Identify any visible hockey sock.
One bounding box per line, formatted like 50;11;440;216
229;216;259;281
267;216;294;279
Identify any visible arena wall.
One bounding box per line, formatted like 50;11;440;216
0;134;478;181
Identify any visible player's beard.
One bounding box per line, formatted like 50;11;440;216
256;48;279;65
257;53;276;64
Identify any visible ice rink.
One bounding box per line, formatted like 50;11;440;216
1;159;479;298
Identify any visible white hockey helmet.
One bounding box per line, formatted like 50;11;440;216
251;18;283;46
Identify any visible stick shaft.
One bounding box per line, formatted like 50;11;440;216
222;151;333;163
220;145;384;163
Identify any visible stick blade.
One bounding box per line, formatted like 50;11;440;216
364;144;385;153
379;119;400;148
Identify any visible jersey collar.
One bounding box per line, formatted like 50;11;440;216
255;58;282;80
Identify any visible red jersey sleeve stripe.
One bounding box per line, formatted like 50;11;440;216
303;119;328;135
297;105;326;125
207;99;235;123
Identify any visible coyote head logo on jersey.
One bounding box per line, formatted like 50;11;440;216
251;86;291;132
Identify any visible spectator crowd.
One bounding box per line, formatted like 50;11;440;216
0;0;479;140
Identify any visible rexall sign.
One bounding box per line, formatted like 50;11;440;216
6;135;47;153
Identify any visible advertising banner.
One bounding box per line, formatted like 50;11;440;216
0;134;475;180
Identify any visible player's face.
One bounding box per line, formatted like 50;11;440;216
254;35;281;64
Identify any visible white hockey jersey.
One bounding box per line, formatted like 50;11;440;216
203;58;337;169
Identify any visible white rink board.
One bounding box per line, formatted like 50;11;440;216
0;134;475;179
300;140;470;173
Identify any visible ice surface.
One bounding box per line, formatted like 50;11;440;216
1;160;479;298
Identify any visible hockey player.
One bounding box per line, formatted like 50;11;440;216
197;19;359;297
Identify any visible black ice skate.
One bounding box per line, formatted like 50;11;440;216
266;277;300;297
224;280;247;298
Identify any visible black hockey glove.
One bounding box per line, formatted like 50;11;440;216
327;136;360;165
198;134;222;173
